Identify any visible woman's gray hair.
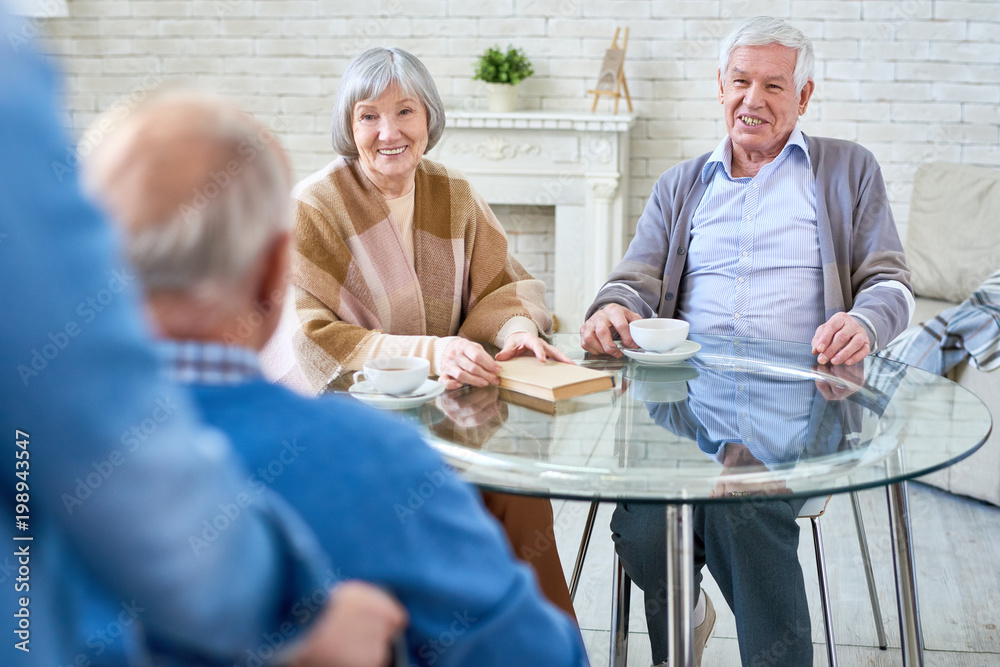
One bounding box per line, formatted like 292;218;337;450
85;88;292;299
331;47;446;158
719;16;814;94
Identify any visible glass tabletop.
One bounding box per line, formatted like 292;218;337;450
381;334;993;504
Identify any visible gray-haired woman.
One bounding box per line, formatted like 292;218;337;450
288;47;577;620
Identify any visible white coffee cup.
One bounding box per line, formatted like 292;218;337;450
353;356;429;395
629;318;690;353
626;365;699;403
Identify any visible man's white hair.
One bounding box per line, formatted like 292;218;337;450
85;88;291;300
719;16;815;94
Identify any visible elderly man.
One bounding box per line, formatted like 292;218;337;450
83;88;587;667
2;10;404;667
580;16;912;667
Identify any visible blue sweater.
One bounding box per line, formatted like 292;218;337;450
189;379;588;667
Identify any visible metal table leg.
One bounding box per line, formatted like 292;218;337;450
610;551;631;667
886;480;924;666
666;504;695;667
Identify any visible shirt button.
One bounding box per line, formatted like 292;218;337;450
734;313;741;319
738;277;745;283
742;251;749;257
665;292;675;300
678;247;686;255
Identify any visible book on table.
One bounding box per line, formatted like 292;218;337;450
496;357;615;402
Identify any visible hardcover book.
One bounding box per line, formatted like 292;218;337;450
497;357;615;402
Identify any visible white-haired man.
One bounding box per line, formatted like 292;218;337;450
84;89;587;667
580;16;912;667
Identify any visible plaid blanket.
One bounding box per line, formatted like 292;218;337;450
291;157;551;391
878;269;1000;375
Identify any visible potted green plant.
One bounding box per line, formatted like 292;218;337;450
473;44;534;112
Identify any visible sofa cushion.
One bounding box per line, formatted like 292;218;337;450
906;162;1000;303
909;295;956;327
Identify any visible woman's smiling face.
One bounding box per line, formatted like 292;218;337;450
352;83;429;198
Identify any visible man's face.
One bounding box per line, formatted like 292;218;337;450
718;44;814;162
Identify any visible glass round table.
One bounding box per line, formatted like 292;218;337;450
385;334;991;667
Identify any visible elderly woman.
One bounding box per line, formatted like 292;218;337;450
289;47;576;619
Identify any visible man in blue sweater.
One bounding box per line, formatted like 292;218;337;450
82;87;587;667
2;9;405;666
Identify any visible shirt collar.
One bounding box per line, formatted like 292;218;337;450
158;340;261;386
700;125;811;182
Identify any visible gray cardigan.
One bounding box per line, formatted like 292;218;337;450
587;134;913;352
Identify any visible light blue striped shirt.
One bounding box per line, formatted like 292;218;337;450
676;126;825;344
688;338;821;468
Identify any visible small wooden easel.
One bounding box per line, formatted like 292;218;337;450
588;27;633;114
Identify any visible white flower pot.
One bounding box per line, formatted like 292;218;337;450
484;82;520;112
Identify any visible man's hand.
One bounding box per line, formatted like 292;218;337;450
709;443;789;498
813;360;865;401
439;338;502;390
495;331;574;364
580;304;643;357
811;312;870;365
291;581;407;667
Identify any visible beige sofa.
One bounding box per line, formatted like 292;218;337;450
900;162;1000;507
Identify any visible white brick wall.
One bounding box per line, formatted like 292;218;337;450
36;0;999;268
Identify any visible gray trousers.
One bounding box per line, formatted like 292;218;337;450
610;498;813;666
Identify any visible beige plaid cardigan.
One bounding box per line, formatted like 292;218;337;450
291;157;553;392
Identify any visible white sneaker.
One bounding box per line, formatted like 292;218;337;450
651;590;716;667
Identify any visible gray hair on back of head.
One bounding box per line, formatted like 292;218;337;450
94;88;292;298
719;16;814;94
330;47;446;158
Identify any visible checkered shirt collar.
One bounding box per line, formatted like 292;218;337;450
158;340;261;386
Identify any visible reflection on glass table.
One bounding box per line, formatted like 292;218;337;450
379;334;992;667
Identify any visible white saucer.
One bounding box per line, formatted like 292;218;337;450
348;379;445;410
620;340;701;366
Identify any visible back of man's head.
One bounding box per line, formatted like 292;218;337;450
84;88;292;344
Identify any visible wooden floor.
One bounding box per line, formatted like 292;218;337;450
552;482;1000;666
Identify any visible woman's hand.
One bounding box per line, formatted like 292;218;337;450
439;338;502;389
438;386;504;429
496;331;574;365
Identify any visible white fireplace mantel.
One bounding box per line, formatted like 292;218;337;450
427;110;636;331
